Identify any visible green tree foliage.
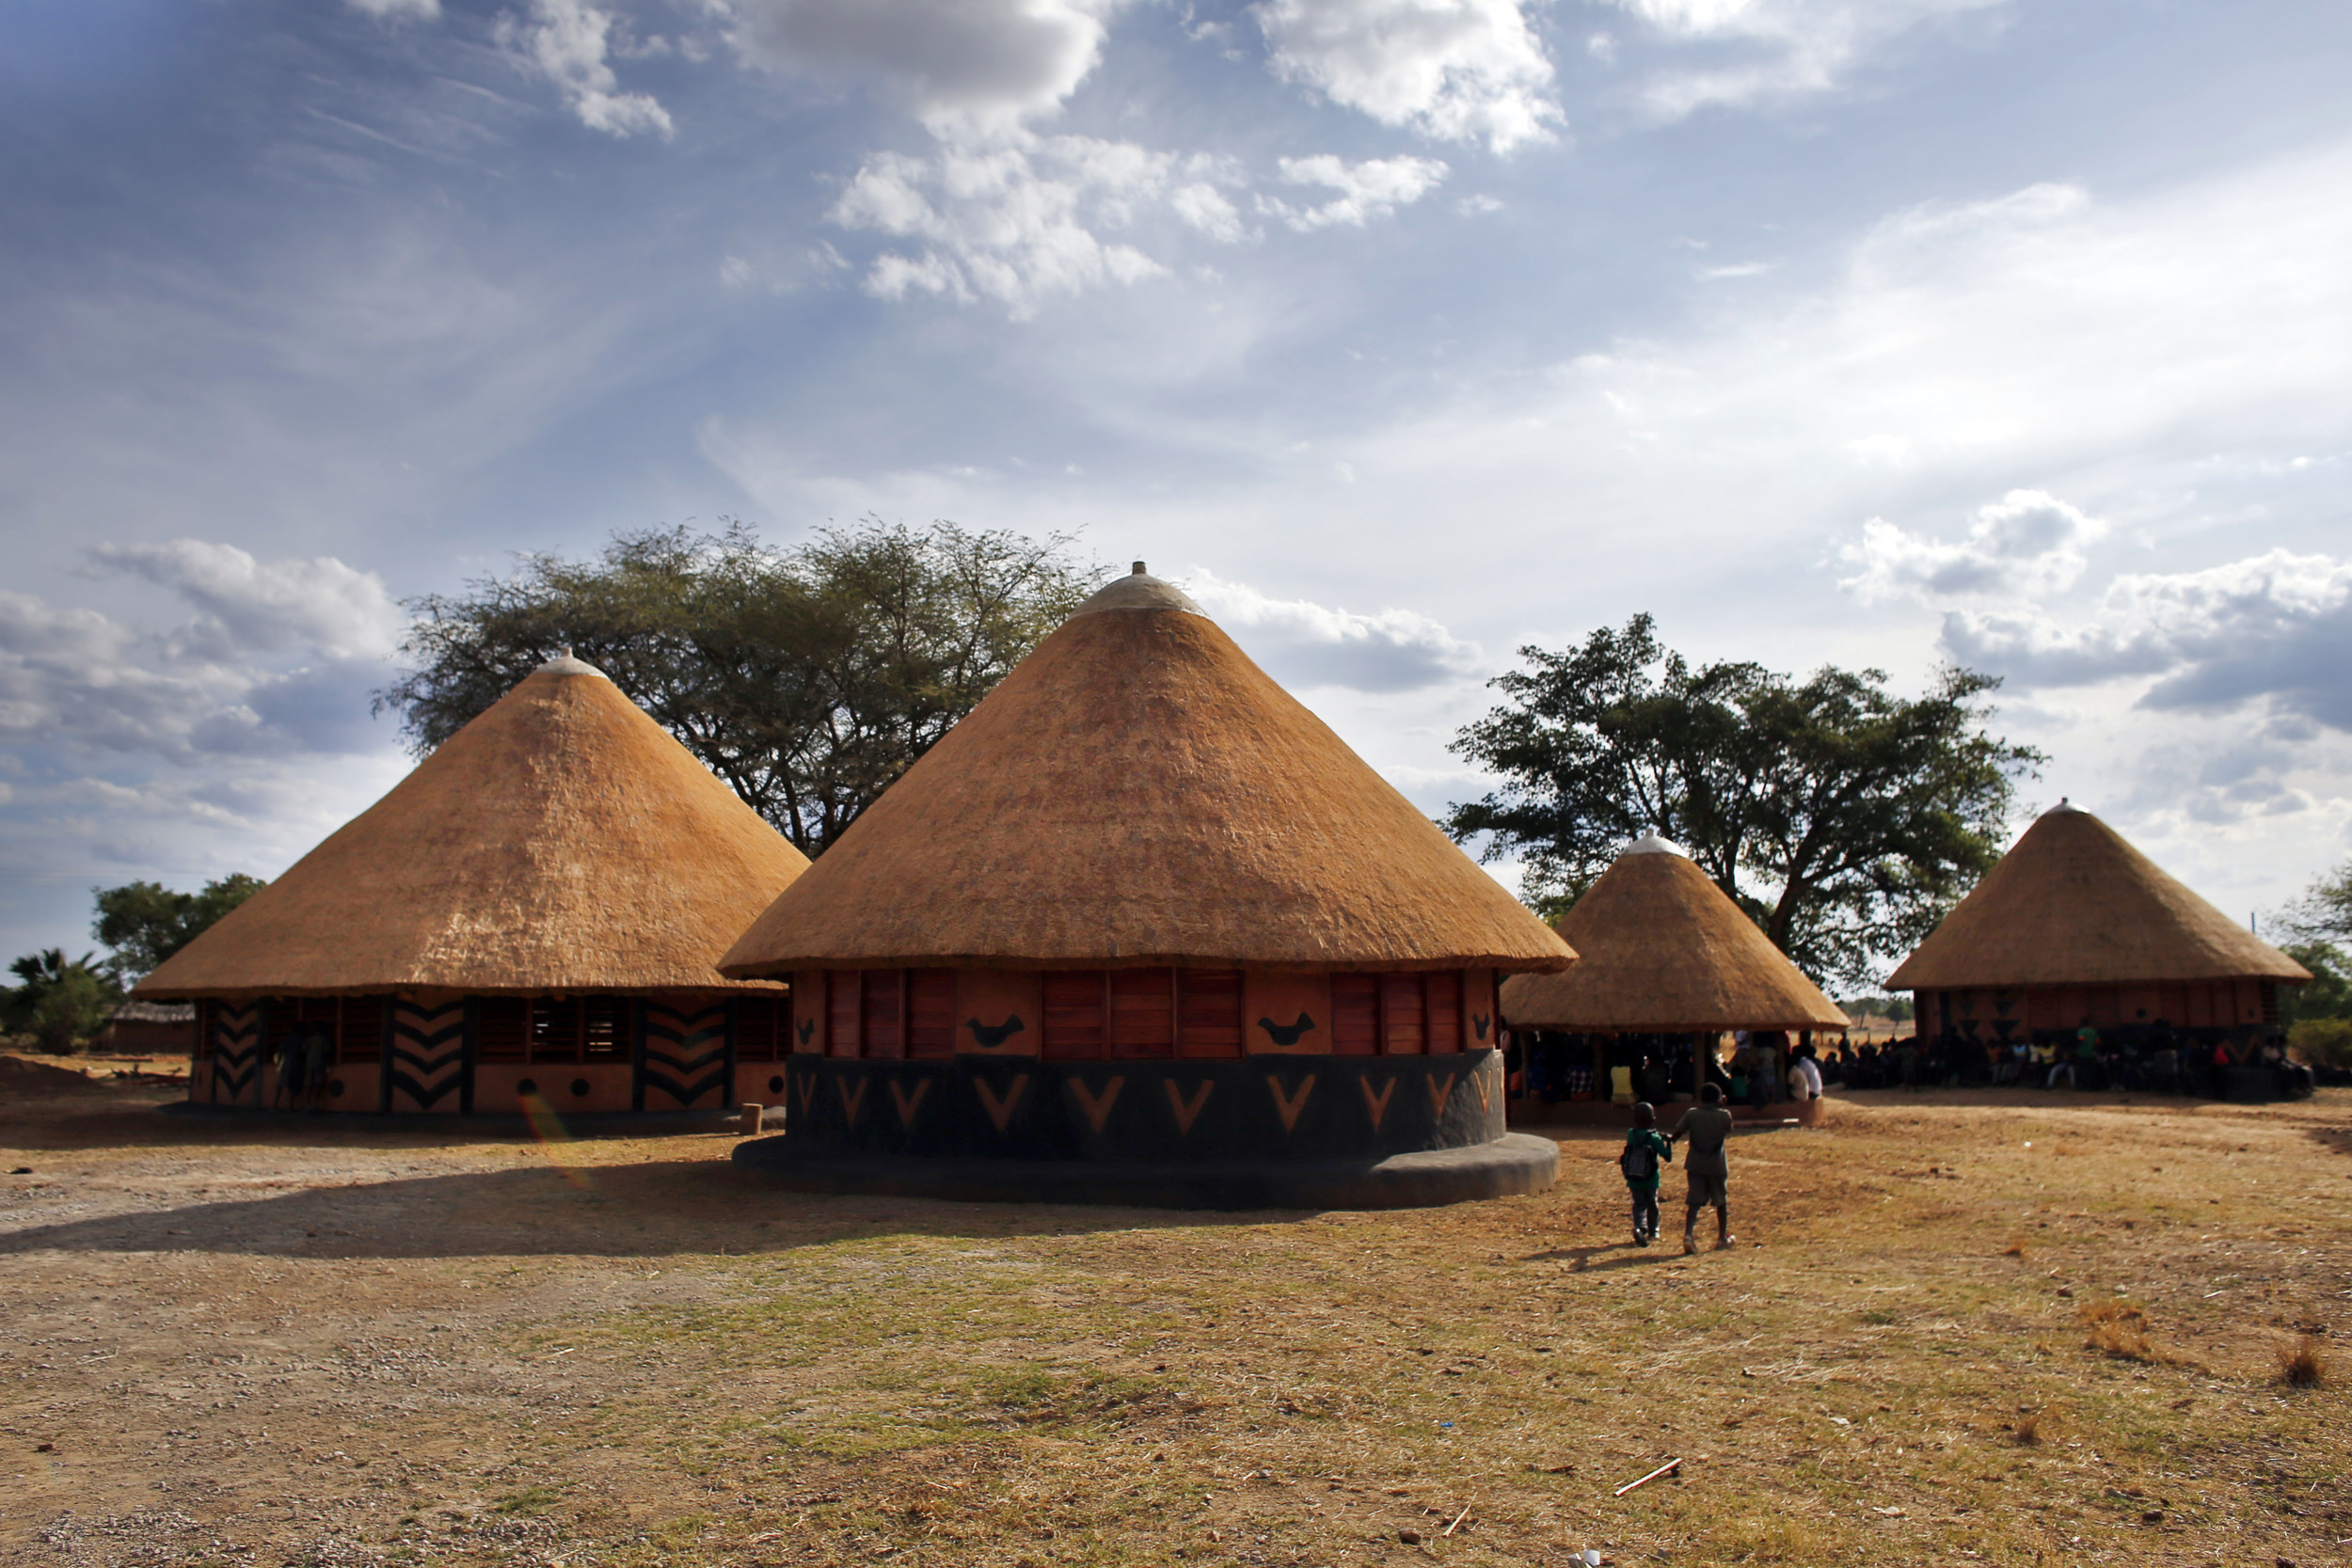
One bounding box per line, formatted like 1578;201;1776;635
1841;993;1915;1023
2288;1016;2352;1072
1446;612;2042;991
2277;860;2352;946
4;949;119;1055
92;875;266;984
373;518;1096;856
2280;942;2351;1024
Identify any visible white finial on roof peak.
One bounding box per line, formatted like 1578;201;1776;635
535;647;610;678
1625;833;1688;858
1071;562;1206;617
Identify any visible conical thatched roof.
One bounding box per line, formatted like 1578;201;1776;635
139;656;809;999
1497;836;1848;1033
720;566;1575;975
1886;802;2310;990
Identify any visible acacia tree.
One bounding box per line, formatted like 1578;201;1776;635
93;875;266;985
373;518;1096;855
1445;613;2042;990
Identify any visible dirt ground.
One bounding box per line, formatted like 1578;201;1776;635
3;1053;2347;1568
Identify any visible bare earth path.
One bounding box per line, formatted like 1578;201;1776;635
4;1059;2347;1567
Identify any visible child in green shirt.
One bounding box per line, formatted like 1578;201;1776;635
1620;1101;1674;1246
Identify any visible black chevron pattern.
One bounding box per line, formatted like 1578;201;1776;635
637;1000;727;1110
387;999;468;1113
209;1003;262;1106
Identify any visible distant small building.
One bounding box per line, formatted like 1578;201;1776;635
136;654;810;1117
103;1001;195;1056
1888;802;2309;1060
1499;835;1847;1117
718;564;1576;1207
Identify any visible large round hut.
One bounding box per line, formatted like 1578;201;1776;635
1499;835;1848;1117
137;654;811;1118
717;565;1576;1207
1887;802;2309;1074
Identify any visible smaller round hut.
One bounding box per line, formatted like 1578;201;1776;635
717;564;1576;1208
137;654;811;1118
1498;835;1847;1118
1887;801;2309;1085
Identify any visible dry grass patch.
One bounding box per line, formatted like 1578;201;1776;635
5;1081;2352;1568
2276;1333;2330;1387
2080;1297;2172;1364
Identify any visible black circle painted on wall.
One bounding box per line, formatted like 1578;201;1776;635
570;1078;591;1098
768;1074;785;1094
327;1078;345;1097
516;1078;538;1097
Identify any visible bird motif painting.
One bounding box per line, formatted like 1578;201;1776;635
796;1019;816;1046
965;1015;1026;1049
1256;1013;1317;1048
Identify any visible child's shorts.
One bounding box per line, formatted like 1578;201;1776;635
1686;1172;1727;1209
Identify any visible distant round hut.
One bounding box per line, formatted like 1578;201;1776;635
1498;835;1847;1118
717;565;1576;1207
1887;802;2309;1073
137;654;811;1118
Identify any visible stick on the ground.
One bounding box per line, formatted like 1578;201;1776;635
1613;1459;1681;1497
1441;1504;1472;1537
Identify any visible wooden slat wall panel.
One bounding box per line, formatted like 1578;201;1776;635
862;970;906;1059
1042;971;1105;1059
828;972;861;1058
1426;971;1462;1053
1109;969;1173;1059
1380;973;1425;1054
1331;974;1378;1055
1177;970;1243;1058
908;970;958;1058
476;998;530;1062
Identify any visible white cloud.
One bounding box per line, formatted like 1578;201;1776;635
499;0;675;138
346;0;441;18
723;0;1120;135
1184;567;1486;690
829;135;1248;315
1942;550;2352;732
1251;0;1562;152
1260;153;1449;230
1604;0;2007;120
1838;489;2107;603
0;545;401;762
87;540;404;665
1253;0;1562;151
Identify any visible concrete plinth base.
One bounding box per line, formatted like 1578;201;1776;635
730;1131;1559;1211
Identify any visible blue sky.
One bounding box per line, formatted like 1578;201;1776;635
3;0;2349;972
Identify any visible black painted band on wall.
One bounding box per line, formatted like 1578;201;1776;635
772;1049;1507;1162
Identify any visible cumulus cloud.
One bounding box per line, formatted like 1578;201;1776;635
829;136;1248;314
347;0;441;18
1254;0;1562;151
500;0;675;138
1838;489;2107;603
1941;550;2352;731
1260;153;1450;230
0;544;402;761
87;541;405;664
723;0;1119;134
1184;568;1485;691
1603;0;2006;121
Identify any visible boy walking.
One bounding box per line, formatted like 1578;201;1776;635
1619;1101;1672;1246
1671;1083;1737;1254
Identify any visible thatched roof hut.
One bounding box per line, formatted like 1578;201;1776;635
720;567;1573;977
723;565;1569;1208
1499;835;1847;1034
141;654;809;1000
1887;803;2309;991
